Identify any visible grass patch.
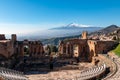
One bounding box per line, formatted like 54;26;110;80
112;44;120;56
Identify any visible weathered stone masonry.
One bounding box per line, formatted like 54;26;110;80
0;34;44;59
58;32;118;62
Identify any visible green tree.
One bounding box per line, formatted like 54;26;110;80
50;45;58;53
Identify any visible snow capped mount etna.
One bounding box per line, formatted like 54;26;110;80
67;23;92;27
50;23;101;30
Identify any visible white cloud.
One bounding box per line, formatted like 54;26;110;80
79;24;93;27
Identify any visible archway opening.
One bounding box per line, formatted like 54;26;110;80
73;44;79;57
24;45;30;57
73;44;79;63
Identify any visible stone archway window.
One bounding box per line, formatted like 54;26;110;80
73;44;79;57
23;45;29;56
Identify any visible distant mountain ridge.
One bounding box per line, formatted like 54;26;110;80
18;23;102;40
90;25;120;35
51;23;101;30
42;25;120;45
88;25;120;40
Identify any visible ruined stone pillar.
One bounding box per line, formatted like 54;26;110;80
32;46;35;57
36;45;38;54
35;46;37;57
69;44;72;57
38;46;41;57
39;46;41;55
39;46;41;53
81;31;88;39
21;46;24;57
11;34;17;42
29;45;31;54
66;44;68;55
30;45;33;56
68;46;70;55
42;46;44;54
59;44;63;54
78;45;80;57
71;45;73;57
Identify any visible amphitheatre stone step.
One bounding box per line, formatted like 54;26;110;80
0;67;28;80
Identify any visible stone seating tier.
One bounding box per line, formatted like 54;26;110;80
0;67;28;80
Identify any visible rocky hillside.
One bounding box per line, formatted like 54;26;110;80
88;25;120;40
89;25;120;35
41;35;81;46
108;28;120;38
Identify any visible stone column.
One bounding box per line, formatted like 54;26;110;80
41;45;44;54
40;46;43;55
66;44;68;55
31;46;33;56
29;45;31;55
37;46;40;55
39;46;41;56
21;46;24;57
69;44;72;57
35;45;38;57
71;44;73;57
32;46;35;57
61;45;64;54
36;45;38;54
78;45;80;57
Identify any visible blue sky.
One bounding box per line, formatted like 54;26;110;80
0;0;120;34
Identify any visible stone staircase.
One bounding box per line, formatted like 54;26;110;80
0;67;28;80
108;58;120;80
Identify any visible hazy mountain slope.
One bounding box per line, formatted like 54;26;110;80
41;25;120;46
41;35;81;45
18;23;102;40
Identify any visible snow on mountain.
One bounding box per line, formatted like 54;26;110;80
18;23;103;40
50;23;100;30
66;23;92;27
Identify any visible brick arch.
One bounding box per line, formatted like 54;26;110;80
0;44;10;58
23;45;30;56
18;41;44;58
73;44;79;57
19;42;31;57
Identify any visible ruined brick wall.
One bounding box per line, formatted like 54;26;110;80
95;41;118;54
58;39;89;60
58;39;118;62
0;34;5;40
16;40;44;58
0;34;15;58
81;31;88;39
11;34;17;42
0;34;44;59
87;40;97;61
29;41;44;57
0;40;14;58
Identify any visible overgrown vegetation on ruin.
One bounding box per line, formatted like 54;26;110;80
113;44;120;56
